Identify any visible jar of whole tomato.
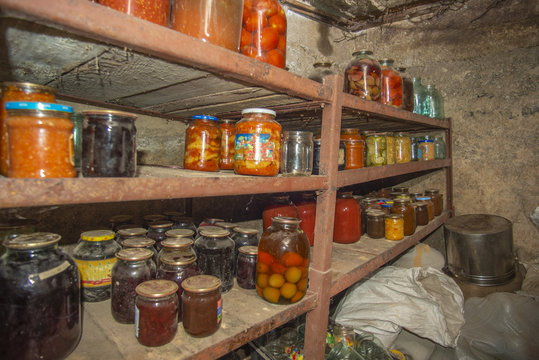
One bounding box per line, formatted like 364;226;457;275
219;119;236;170
379;59;403;108
97;0;170;26
344;50;382;101
334;193;361;244
184;115;221;172
234;108;281;176
262;194;297;230
241;0;287;68
295;192;316;246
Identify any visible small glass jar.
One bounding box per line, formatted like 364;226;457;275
384;132;396;165
395;67;414;112
343;139;365;169
194;227;235;293
5;102;75;178
234;108;282;176
281;131;314;176
416;197;435;221
418;137;435;161
434;136;446;159
182;275;222;337
231;227;259;270
366;133;387;166
171;216;198;234
381;203;392;215
391;198;416;236
184;115;221;172
135;280;179;347
116;227;147;244
366;210;385;239
410;136;420;161
295;192;317;246
97;0;170;26
334;194;361;244
236;245;258;289
425;84;445;119
308;61;334;83
0;232;81;360
121;237;158;265
312;137;346;174
111;248;156;324
219;119;236;170
424;189;443;216
385;214;404;241
73;230;121;302
412;202;429;226
344;50;382;101
361;198;381;235
158;235;196;267
147;220;174;251
395;132;411;164
215;222;237;233
379;59;403;108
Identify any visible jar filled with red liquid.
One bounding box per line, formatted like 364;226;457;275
344;50;381;101
97;0;170;26
262;194;297;230
379;59;403;108
241;0;287;68
334;193;361;244
395;67;414;111
295;192;316;246
184;115;221;172
219;119;236;170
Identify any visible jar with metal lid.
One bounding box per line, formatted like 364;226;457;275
418;136;435;161
147;220;174;251
231;227;259;271
236;245;258;289
434;136;446;159
312;137;346;174
410;135;420;161
109;215;135;232
385;214;404;241
218;119;236;170
166;228;196;241
281;131;314;176
411;202;429;226
184;115;221;172
344;50;382;101
135;279;179;346
409;192;423;202
157;251;199;321
143;214;167;228
194;227;235;293
424;189;443;216
158;235;196;267
366;210;385;239
379;59;403;108
308;61;334;83
395;132;411;163
234;108;282;176
215;222;237;233
5;102;75;178
391;198;416;236
262;194;297;230
171;216;198;234
295;192;317;246
121;237;158;265
182;275;222;337
366;133;387;166
111;248;156;324
343;139;365;169
73;230;121;302
381;203;392;215
416;197;435;221
97;0;170;26
334;193;361;244
361;198;381;235
0;232;81;360
0;82;57;176
395;67;414;112
116;226;147;244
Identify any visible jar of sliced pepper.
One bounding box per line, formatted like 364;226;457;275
184;115;221;172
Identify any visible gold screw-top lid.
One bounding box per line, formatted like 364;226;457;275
121;237;155;248
149;220;174;229
115;248;153;261
161;237;193;249
232;227;259;235
117;227;148;237
215;222;237;230
3;232;61;249
199;227;230;238
424;189;440;194
272;216;301;225
136;279;178;298
165;229;195;238
182;275;221;293
238;246;258;255
81;230;115;242
160;251;197;266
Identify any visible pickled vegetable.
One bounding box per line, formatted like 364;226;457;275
184;115;221;172
395;133;412;163
418;138;435;161
366;133;387;166
384;132;396;165
344;51;381;101
380;59;403;108
385;214;404;241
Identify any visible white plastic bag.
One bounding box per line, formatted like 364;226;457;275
392;243;445;270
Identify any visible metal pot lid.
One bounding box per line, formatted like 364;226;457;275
444;214;512;235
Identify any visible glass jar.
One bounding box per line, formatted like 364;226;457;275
424;189;443;216
366;210;385;239
295;192;317;246
109;214;134;232
384;132;396;165
71;112;83;173
344;50;382;101
413;77;430;116
334;194;361;244
312;137;346;174
410;135;420;161
219;119;236;170
412;202;429;226
0;82;57;176
194;227;235;293
281;131;313;176
116;226;147;244
381;203;392;215
308;61;334;83
434;136;446;159
262;194;297;230
379;59;403;108
97;0;170;26
231;227;259;269
409;192;423;202
361;198;381;235
111;248;156;324
366;133;387;166
236;245;258;289
157;251;199;321
257;217;310;304
182;275;222;337
171;216;198;234
241;0;287;68
143;214;167;228
73;230;121;302
135;280;179;346
121;237;158;265
147;220;174;251
416;197;435;221
0;232;81;360
395;132;411;163
391;198;416;236
184;115;221;172
171;0;243;51
5;102;75;178
343;139;365;169
385;214;404;241
234;108;281;176
425;84;445;119
418;137;435;161
395;67;414;112
215;222;237;233
158;235;196;267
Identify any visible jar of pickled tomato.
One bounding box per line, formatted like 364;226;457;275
241;0;287;68
395;132;412;163
97;0;170;26
184;115;221;172
295;192;316;246
344;50;382;101
385;214;404;241
219;119;236;170
379;59;403;108
234;108;281;176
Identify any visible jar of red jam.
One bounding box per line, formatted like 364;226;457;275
412;202;429;226
385;214;404;241
5;102;75;178
366;210;385;239
334;193;361;244
111;248;156;324
182;275;222;337
147;220;174;251
379;59;403;108
97;0;170;26
234;108;281;176
295;192;317;246
236;245;258;289
424;189;443;216
135;280;179;347
219;119;236;170
121;236;158;265
416;197;435;221
391;198;416;236
184;115;221;172
262;194;297;230
344;50;382;101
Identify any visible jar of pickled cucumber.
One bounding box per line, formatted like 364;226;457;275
344;50;381;101
366;133;387;166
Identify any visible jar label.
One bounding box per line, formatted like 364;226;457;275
234;133;275;161
217;298;222;324
135;305;140;338
28;260;71;284
74;258;116;288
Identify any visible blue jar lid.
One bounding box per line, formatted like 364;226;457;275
381;204;392;208
192;115;218;121
5;101;73;113
418;139;434;143
416;197;431;201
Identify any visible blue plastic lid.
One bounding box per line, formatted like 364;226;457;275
418;139;434;143
381;204;392;208
5;101;73;113
416;197;431;201
192;115;218;121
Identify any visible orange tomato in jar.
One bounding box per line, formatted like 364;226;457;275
184;115;221;172
266;49;285;68
255;27;279;51
269;14;286;34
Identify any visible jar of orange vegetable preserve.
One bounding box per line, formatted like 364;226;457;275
219;119;236;170
385;214;404;241
97;0;170;27
256;217;309;304
234;108;281;176
184;115;221;172
0;82;57;176
5;102;75;178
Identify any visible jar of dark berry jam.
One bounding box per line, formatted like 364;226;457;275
135;280;179;347
121;236;158;265
236;245;258;289
147;220;174;252
0;232;81;360
182;275;222;337
366;210;385;239
230;227;259;272
111;248;156;324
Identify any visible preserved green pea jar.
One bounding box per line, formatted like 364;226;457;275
366;133;387;166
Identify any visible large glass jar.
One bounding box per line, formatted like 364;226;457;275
147;220;174;251
97;0;170;26
366;210;385;239
219;119;236;170
182;275;222;337
73;230;121;302
395;67;414;112
344;50;382;101
234;108;281;176
241;0;287;68
82;110;137;177
135;280;179;347
384;132;396;165
379;59;403;108
6;102;75;178
281;131;314;176
418;136;435;161
391;198;416;236
0;233;81;360
256;217;310;304
171;0;243;51
262;194;297;230
395;132;411;163
111;248;156;324
0;82;56;176
343;139;365;169
366;133;387;166
231;227;259;269
385;214;404;241
425;84;445;119
194;227;235;293
416;197;435;221
295;192;317;246
434;136;446;159
236;245;258;289
334;194;361;244
184;115;221;172
424;189;443;216
413;77;430;116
